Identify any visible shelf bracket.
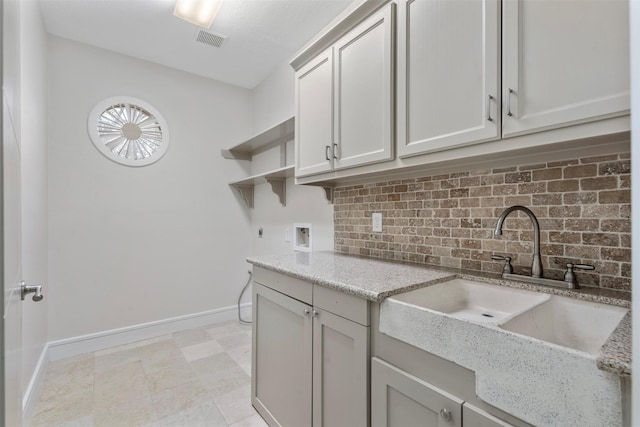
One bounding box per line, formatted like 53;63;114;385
220;149;251;161
232;184;254;208
266;178;287;207
322;186;334;204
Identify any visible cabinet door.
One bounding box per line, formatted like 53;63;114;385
463;404;514;427
502;0;629;137
397;0;500;158
372;358;463;427
313;308;370;427
252;283;313;427
295;48;334;177
333;4;395;170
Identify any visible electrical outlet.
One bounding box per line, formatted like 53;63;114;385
372;212;383;232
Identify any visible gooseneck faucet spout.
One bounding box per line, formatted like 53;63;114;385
494;205;543;278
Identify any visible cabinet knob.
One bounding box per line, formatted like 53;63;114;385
439;408;452;422
313;310;319;317
304;309;311;316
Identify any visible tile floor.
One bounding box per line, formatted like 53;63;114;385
29;321;268;427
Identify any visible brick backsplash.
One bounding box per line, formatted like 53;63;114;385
333;153;631;292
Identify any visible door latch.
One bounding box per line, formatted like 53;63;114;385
21;281;44;302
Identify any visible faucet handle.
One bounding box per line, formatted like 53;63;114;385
564;263;595;289
491;255;513;275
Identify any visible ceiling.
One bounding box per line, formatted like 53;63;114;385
39;0;353;89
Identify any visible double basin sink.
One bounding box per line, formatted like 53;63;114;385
380;278;628;426
389;278;627;355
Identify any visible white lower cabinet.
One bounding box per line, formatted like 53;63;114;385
252;283;313;426
372;358;513;427
252;268;370;426
372;357;463;427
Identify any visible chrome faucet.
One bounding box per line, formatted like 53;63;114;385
494;205;543;278
493;205;595;289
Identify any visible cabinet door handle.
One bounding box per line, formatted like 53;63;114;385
304;308;311;316
312;310;319;317
325;145;331;161
332;143;338;160
506;88;514;117
486;94;494;122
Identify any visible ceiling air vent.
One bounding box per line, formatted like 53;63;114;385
195;30;227;48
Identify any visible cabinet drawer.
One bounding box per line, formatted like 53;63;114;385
253;267;313;305
314;284;369;326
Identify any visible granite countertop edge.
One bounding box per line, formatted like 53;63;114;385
247;252;631;377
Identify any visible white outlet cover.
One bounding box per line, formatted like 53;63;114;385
372;213;383;232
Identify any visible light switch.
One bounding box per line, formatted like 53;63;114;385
372;212;383;232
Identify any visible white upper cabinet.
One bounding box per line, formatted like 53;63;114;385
295;49;335;177
334;4;395;170
502;0;630;137
294;3;395;178
397;0;500;158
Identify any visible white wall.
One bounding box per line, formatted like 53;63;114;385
47;36;253;341
252;61;295;134
19;0;49;409
249;62;334;258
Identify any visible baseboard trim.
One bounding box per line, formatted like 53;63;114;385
47;303;252;361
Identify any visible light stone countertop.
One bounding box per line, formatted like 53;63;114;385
246;251;631;376
246;251;457;301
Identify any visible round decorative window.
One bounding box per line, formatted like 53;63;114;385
88;96;169;167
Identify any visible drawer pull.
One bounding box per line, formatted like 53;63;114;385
440;408;452;422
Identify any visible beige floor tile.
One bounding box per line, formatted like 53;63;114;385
172;328;213;348
150;380;211;419
30;390;93;427
213;385;256;425
38;372;93;403
30;414;94;427
229;413;268;427
217;333;250;351
94;361;151;409
158;400;227;427
206;322;244;339
191;353;250;398
181;340;225;362
138;341;186;374
95;346;141;374
56;415;94;427
93;394;158;427
145;360;197;394
46;355;94;384
31;399;93;427
33;321;260;426
226;345;251;376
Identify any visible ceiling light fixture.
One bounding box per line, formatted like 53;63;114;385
173;0;224;28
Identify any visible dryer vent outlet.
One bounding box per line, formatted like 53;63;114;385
195;30;227;48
